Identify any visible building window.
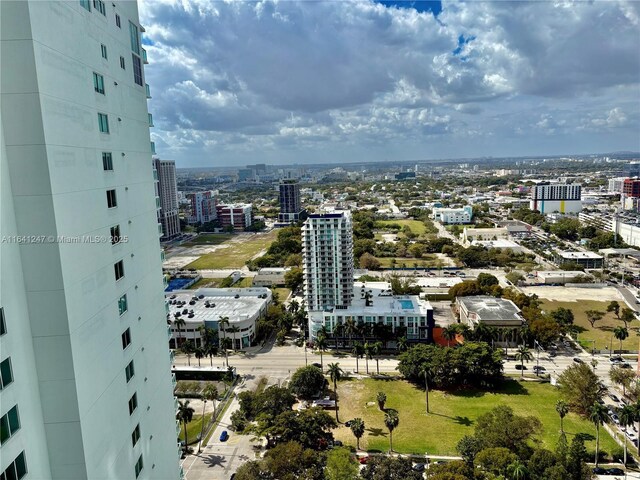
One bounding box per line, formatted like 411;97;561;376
134;454;144;478
101;44;108;59
0;358;13;390
118;294;128;316
0;308;5;336
93;72;105;94
106;189;117;208
132;54;143;86
102;152;113;171
121;328;131;350
120;56;125;69
98;113;109;133
1;451;27;480
115;13;121;28
110;225;121;245
131;424;140;447
125;360;135;382
93;0;105;15
128;393;137;415
129;21;141;55
1;405;21;445
80;0;91;11
114;260;124;281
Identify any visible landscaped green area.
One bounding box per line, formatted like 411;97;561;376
273;288;292;302
178;411;213;445
333;378;618;457
377;219;427;236
539;299;639;351
187;278;221;289
375;255;444;268
182;233;234;246
185;230;279;269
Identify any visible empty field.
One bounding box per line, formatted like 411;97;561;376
185;230;278;270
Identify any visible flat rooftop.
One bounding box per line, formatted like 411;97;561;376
537;271;586;278
471;239;521;248
166;287;271;325
556;251;603;260
458;296;523;323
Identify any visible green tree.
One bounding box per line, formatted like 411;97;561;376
508;460;529;480
585;309;604;328
350;417;365;450
589;402;608;466
352;342;364;373
376;391;387;411
360;455;423;480
371;341;383;375
181;340;195;366
620;307;635;329
194;346;204;367
267;408;336;449
619;404;635;464
327;362;343;422
456;435;482;467
558;363;603;415
177;400;195;450
289;365;325;400
218;316;230;367
607;300;621;318
555;400;569;434
315;334;328;371
474;447;517;477
474;405;542;457
515;345;533;378
173;317;186;347
610;366;636;397
396;336;408;352
384;409;399;452
551;307;574;330
199;384;218;453
614;326;629;354
566;435;590;480
441;326;457;347
506;271;525;286
325;447;358;480
419;363;431;414
359;252;381;270
284;267;304;291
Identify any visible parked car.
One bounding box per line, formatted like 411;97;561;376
572;357;583;364
344;420;353;427
412;463;426;472
609;356;623;363
220;430;229;442
533;365;546;373
620;363;632;369
609;394;620;403
607;467;625;475
515;364;527;370
358;456;370;465
311;363;322;369
592;467;607;475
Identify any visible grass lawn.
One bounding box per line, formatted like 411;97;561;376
187;278;221;289
185;230;278;269
272;288;292;302
182;234;234;246
333;378;618;457
178;412;213;445
377;219;427;236
234;277;254;288
375;256;443;268
539;300;639;351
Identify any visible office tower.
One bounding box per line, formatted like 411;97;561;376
278;180;306;223
153;158;181;240
530;182;582;214
187;191;216;224
1;2;180;479
302;212;354;311
623;178;640;198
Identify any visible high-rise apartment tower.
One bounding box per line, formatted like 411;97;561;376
153;158;181;240
278;180;306;224
1;1;180;479
302;212;354;311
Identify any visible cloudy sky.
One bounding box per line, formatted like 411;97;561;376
139;0;640;168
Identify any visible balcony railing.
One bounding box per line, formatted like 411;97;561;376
145;83;151;98
142;48;148;64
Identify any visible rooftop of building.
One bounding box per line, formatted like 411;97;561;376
556;251;603;259
314;282;432;315
470;239;522;249
536;270;587;278
166;287;271;324
457;296;523;322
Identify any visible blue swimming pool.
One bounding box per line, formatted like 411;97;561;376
399;299;414;309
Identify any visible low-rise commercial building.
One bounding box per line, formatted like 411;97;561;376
308;282;434;343
167;288;272;350
252;267;290;287
536;271;591;284
554;251;604;269
470;239;524;253
461;227;509;245
216;203;253;230
457;296;525;344
432;206;473;224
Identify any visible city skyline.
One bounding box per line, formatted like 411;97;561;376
140;0;639;168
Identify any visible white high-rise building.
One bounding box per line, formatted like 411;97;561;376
530;182;582;214
1;2;180;479
153;158;181;240
302;212;354;311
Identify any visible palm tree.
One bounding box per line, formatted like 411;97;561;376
333;323;344;351
198;385;218;453
632;401;640;456
396;336;408;353
507;460;528;480
614;326;629;354
218;316;230;366
229;326;240;351
514;345;533;377
442;326;456;347
194;347;204;367
173;317;186;348
371;341;383;375
288;299;299;314
327;363;343;422
177;400;195;451
363;342;372;375
384;409;399;453
316;334;328;371
205;343;218;367
344;318;357;348
377;391;387;411
589;402;608;466
619;404;635;465
350;418;365;451
555;400;569;434
221;337;232;367
352;342;364;373
419;363;431;414
181;340;195;366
